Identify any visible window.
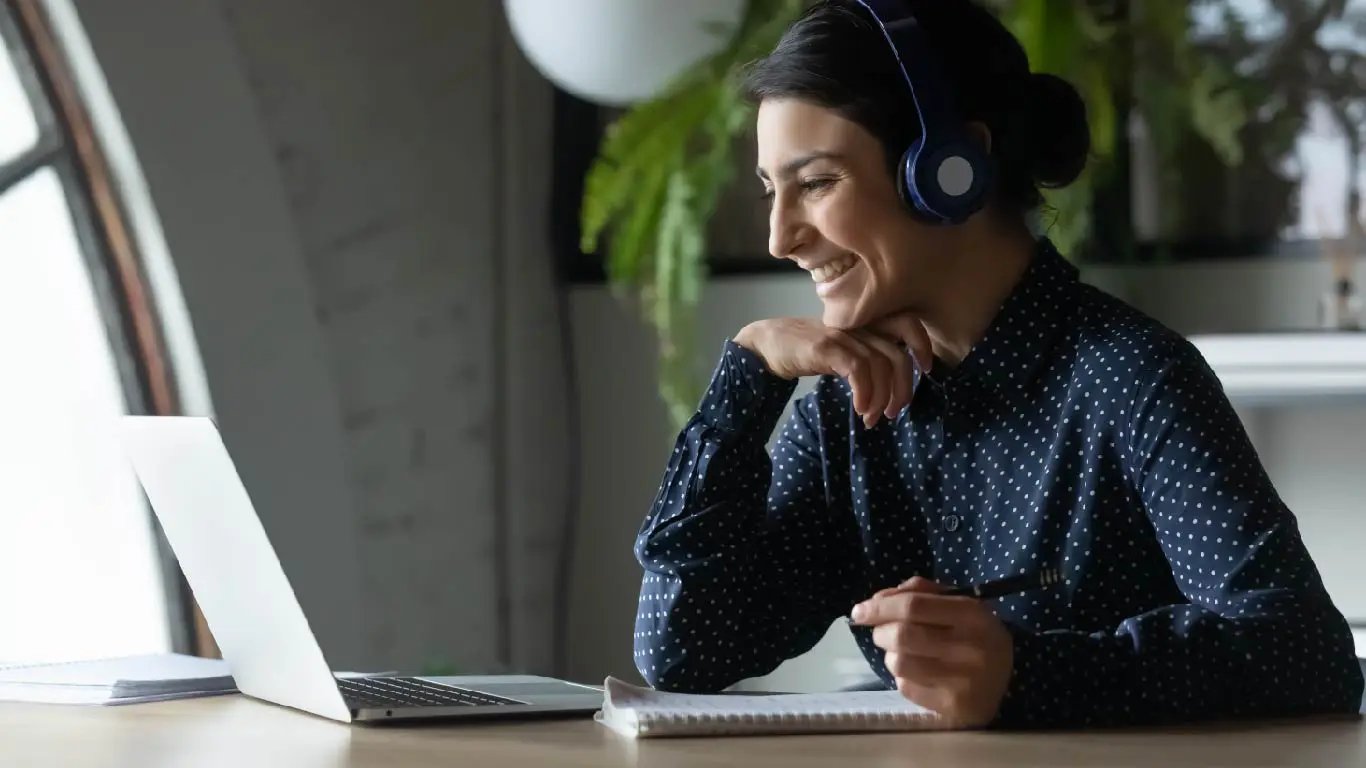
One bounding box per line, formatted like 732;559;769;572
0;0;188;664
1126;0;1366;259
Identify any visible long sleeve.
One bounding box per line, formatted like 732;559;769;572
995;344;1363;727
633;340;861;692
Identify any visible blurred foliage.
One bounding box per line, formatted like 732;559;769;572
987;0;1250;258
579;0;807;428
580;0;1292;426
1170;0;1366;248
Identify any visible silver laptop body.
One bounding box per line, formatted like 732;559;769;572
119;416;601;723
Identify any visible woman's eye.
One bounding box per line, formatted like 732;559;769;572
800;177;835;194
761;178;834;207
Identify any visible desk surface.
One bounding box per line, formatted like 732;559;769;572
1;694;1361;767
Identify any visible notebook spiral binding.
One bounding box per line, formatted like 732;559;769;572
635;706;932;736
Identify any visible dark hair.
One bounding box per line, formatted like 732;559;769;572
742;0;1090;215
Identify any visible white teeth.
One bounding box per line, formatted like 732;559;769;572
809;256;856;283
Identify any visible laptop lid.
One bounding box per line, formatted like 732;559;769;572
119;416;351;722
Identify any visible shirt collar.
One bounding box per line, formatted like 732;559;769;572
935;237;1079;398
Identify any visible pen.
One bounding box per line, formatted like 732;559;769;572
941;567;1064;599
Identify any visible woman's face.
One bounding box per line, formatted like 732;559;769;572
756;98;947;330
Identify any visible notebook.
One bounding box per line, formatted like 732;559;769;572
595;676;946;738
0;653;236;706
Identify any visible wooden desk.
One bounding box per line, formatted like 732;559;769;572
1;694;1361;767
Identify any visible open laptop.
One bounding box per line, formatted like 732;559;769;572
118;415;602;723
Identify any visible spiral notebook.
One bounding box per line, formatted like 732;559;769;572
595;676;946;738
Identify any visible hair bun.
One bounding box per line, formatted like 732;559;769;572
1022;73;1090;188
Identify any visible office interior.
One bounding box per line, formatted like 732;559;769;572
3;0;1366;709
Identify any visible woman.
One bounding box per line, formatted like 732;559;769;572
631;0;1363;728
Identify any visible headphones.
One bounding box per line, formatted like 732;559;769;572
850;0;994;224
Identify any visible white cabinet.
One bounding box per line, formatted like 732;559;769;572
1190;333;1366;403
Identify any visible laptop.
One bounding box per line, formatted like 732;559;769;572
118;415;602;723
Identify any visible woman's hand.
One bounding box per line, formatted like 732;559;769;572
732;314;932;428
850;577;1014;728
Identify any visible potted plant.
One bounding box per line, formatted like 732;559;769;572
581;0;1249;426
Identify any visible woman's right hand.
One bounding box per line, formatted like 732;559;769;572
732;314;933;429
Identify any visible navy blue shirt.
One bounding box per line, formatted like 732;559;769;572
632;239;1362;727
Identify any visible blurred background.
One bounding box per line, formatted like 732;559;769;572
1;0;1363;694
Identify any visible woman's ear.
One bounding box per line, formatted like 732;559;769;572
966;121;992;155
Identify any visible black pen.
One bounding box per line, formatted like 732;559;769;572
941;567;1064;599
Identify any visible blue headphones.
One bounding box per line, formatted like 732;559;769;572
850;0;993;224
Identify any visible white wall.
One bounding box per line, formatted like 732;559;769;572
64;0;367;667
63;0;568;675
569;258;1366;691
220;0;500;674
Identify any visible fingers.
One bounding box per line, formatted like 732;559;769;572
874;623;991;671
851;330;914;421
865;579;1017;727
815;324;920;429
888;668;952;715
869;313;933;374
814;334;871;416
886;654;972;720
850;590;974;628
884;651;968;683
850;336;891;429
872;620;956;657
817;333;887;427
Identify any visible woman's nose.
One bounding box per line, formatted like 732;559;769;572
768;199;807;260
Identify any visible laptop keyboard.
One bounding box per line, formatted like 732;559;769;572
337;676;525;708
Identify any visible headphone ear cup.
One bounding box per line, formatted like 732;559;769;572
903;134;993;225
898;140;945;223
896;144;918;212
941;137;993;221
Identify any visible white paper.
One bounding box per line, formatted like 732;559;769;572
0;653;234;705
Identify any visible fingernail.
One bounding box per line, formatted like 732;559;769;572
850;604;867;623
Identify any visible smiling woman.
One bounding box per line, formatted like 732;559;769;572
631;0;1362;730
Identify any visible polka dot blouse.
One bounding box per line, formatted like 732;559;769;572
632;238;1363;727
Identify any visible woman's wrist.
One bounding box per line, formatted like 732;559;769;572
732;322;788;379
732;322;761;354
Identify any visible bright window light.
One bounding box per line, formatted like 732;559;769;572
0;168;171;664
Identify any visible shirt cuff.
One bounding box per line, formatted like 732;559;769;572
695;339;798;435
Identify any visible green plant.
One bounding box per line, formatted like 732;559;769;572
1164;1;1365;245
987;0;1121;255
581;0;1248;427
991;0;1249;258
579;0;807;428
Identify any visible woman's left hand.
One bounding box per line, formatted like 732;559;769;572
849;577;1014;727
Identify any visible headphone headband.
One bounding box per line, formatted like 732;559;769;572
848;0;992;224
852;0;961;146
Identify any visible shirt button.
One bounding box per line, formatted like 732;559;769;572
943;514;960;532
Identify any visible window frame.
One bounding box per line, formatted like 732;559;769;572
1;0;213;658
